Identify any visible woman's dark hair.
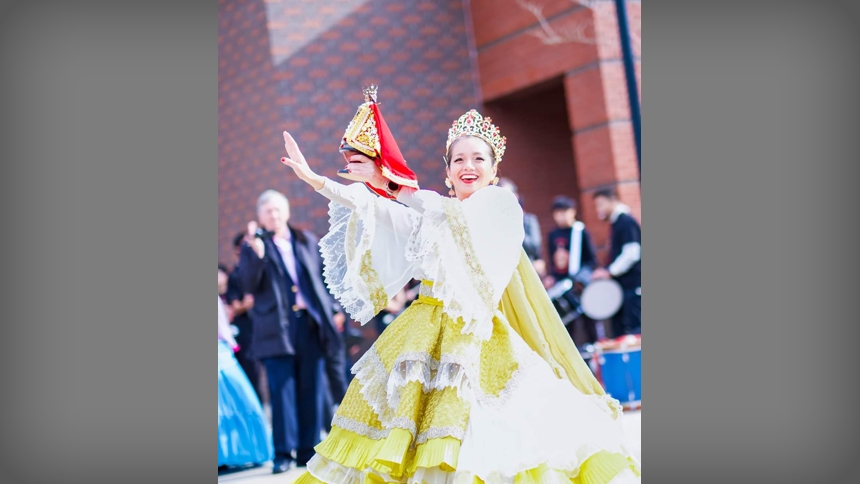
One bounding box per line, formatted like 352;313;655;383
218;263;229;274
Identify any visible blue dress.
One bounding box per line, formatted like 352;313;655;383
218;339;273;467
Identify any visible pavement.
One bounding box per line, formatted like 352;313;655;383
218;409;642;484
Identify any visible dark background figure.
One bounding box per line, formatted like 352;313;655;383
591;188;642;337
218;263;237;339
218;264;230;301
239;189;343;473
226;232;264;402
321;304;348;434
545;196;600;347
497;177;543;264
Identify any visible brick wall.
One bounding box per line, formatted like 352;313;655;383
218;0;480;266
468;0;641;263
218;0;641;267
482;80;579;262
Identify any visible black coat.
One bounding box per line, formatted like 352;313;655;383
238;226;342;360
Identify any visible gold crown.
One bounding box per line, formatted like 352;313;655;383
446;109;506;164
341;85;381;157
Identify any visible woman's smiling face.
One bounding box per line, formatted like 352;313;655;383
446;136;497;200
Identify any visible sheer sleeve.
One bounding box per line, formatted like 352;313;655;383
404;186;525;340
316;178;419;325
316;180;524;337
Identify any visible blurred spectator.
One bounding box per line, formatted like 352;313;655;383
591;188;641;336
546;196;598;284
545;196;599;346
218;264;234;322
226;232;263;401
239;189;344;473
218;294;238;351
321;303;348;434
218;264;229;297
497;177;543;263
218;296;273;471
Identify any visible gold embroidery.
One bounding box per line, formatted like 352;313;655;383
346;199;386;316
479;316;519;397
360;249;388;315
416;386;470;438
342;103;380;157
441;199;494;316
336;378;386;431
339;295;520;442
339;302;475;443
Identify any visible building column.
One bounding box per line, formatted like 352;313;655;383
564;56;640;263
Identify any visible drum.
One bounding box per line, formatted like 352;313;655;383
596;335;641;408
580;278;623;320
547;279;581;325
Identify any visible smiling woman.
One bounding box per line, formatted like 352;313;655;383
445;135;498;199
277;101;641;484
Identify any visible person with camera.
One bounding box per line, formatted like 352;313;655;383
238;189;344;473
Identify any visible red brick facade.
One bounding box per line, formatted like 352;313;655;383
218;0;640;267
469;0;641;263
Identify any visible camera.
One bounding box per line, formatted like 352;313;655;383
254;227;275;239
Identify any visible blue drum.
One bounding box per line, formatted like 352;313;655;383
596;335;641;406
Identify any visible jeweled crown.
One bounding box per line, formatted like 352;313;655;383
446;109;506;164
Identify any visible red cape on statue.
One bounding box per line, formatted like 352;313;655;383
340;87;419;199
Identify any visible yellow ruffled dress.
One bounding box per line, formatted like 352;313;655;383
295;180;640;484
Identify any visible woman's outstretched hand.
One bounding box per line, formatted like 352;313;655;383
281;131;325;190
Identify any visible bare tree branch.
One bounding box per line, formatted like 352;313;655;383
517;0;640;49
516;0;600;45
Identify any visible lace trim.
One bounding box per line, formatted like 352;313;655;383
351;347;423;438
389;417;419;437
352;346;393;424
414;425;466;445
432;360;474;402
352;343;528;423
387;352;437;411
320;203;371;324
331;415;391;440
320;197;388;325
